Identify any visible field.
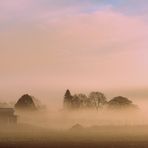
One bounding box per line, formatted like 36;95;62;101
1;124;148;148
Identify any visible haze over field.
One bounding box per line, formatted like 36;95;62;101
0;0;148;109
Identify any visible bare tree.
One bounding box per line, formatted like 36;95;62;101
88;92;107;110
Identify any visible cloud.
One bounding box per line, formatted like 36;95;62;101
1;0;148;26
0;0;85;23
1;8;148;86
0;1;148;101
41;8;148;54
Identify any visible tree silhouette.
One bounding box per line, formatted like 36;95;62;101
88;92;107;110
15;94;37;111
71;95;81;109
76;94;88;108
64;89;73;109
63;90;137;111
107;96;136;109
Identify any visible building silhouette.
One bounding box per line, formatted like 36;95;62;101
0;108;17;124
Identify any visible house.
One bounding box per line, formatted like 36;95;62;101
0;108;17;124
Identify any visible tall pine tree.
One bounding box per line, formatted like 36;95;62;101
64;89;73;109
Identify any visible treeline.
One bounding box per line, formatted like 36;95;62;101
63;89;138;110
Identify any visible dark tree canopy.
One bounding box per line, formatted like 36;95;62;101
63;90;107;110
64;90;72;100
64;89;73;109
71;95;81;109
88;92;107;109
107;96;136;109
63;90;138;111
15;94;37;111
108;96;132;105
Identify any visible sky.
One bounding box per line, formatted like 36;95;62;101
0;0;148;106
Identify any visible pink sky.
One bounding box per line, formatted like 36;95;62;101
0;2;148;106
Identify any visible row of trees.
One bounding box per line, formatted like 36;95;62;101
63;89;137;110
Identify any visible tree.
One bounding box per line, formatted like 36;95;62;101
64;89;73;109
88;92;107;110
107;96;137;109
15;94;37;111
76;94;88;108
71;95;81;109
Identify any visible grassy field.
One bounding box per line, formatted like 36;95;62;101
0;124;148;148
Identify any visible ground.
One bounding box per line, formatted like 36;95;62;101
0;124;148;148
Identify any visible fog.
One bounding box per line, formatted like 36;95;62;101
15;104;147;129
0;99;148;148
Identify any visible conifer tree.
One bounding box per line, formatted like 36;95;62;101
64;89;73;109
